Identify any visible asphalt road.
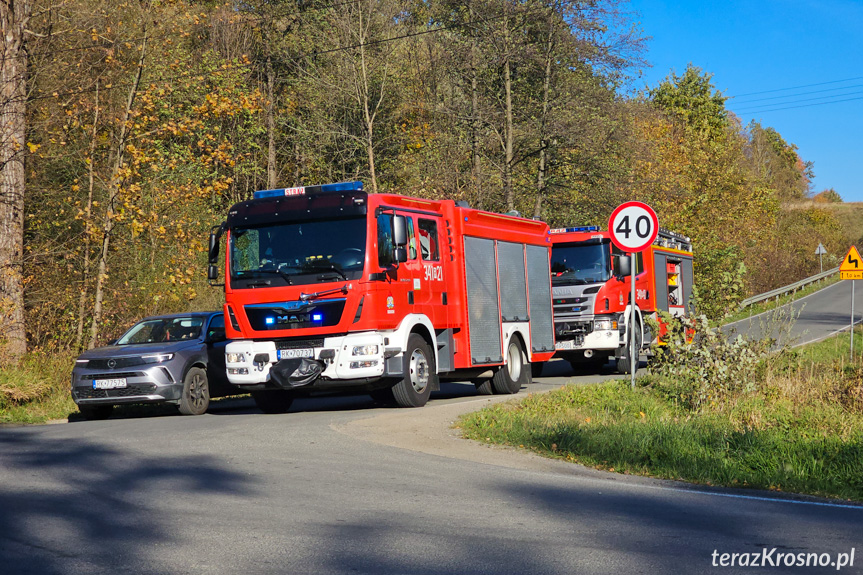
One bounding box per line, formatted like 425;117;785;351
724;279;863;347
2;286;863;574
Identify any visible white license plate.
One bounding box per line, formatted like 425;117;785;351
278;348;314;360
93;378;127;389
555;340;577;350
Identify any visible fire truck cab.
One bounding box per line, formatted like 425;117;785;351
208;182;555;413
546;225;693;374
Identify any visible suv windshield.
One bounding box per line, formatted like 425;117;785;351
551;241;611;285
230;216;366;287
116;317;204;345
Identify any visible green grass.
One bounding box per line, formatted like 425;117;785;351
717;273;841;327
0;352;79;424
459;328;863;501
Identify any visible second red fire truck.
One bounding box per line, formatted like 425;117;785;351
208;181;556;412
545;225;694;375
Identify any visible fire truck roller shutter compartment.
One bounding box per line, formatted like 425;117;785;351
526;244;555;354
681;257;694;312
464;236;503;364
498;241;529;322
654;252;668;313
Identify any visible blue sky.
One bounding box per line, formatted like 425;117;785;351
626;0;863;202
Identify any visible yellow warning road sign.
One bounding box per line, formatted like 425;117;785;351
840;246;863;280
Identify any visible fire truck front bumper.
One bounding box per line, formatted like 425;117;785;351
554;317;620;351
224;333;402;388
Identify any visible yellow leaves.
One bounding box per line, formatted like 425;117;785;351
26;142;40;153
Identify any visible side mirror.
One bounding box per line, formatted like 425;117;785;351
393;247;408;263
616;255;631;278
208;223;224;265
208;264;219;282
393;215;407;247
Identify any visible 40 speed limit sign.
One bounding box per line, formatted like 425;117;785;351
609;201;658;253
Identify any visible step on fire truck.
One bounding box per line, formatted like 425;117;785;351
207;181;556;413
543;225;693;375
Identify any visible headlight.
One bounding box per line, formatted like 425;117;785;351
226;352;245;363
594;319;617;331
141;353;174;363
352;345;379;356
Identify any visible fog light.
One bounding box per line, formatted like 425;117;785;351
352;345;379;356
228;367;249;375
350;360;379;369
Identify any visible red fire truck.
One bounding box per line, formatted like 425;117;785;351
544;225;693;375
207;181;555;413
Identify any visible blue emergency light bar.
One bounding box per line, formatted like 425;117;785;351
549;225;600;234
253;181;364;200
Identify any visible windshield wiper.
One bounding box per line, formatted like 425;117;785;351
237;269;293;285
302;261;347;281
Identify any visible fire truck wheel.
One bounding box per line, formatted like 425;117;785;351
392;334;435;408
492;339;529;394
251;390;295;414
178;367;210;415
616;323;642;375
474;379;493;395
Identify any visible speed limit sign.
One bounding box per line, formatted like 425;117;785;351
609;201;658;253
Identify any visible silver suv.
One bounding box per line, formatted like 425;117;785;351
71;312;239;419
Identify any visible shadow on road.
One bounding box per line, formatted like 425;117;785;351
0;431;255;574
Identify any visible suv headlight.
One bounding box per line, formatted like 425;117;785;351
141;353;174;363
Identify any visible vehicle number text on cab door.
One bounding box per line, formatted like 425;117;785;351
424;265;443;282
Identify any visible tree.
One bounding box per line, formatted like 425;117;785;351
0;0;32;365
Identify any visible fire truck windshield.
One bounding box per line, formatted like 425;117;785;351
229;216;367;288
551;240;611;285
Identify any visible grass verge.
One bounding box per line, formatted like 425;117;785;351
0;352;78;424
458;327;863;501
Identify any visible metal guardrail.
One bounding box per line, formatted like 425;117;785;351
739;266;840;309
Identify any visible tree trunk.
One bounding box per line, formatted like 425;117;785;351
266;53;277;189
0;0;32;365
502;1;514;212
88;34;147;349
357;6;378;194
76;82;99;352
533;13;554;220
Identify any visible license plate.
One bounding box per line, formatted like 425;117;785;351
278;348;314;360
93;378;127;389
555;340;576;350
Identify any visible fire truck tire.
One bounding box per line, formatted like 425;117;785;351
178;367;210;415
251;390;295;414
616;323;642;375
492;339;529;394
474;379;493;395
78;404;113;420
392;334;435;408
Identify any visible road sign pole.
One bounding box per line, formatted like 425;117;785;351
852;280;855;361
631;257;636;390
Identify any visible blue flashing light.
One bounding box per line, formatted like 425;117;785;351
255;189;288;199
253;181;364;200
265;317;275;325
318;181;363;193
311;313;323;322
